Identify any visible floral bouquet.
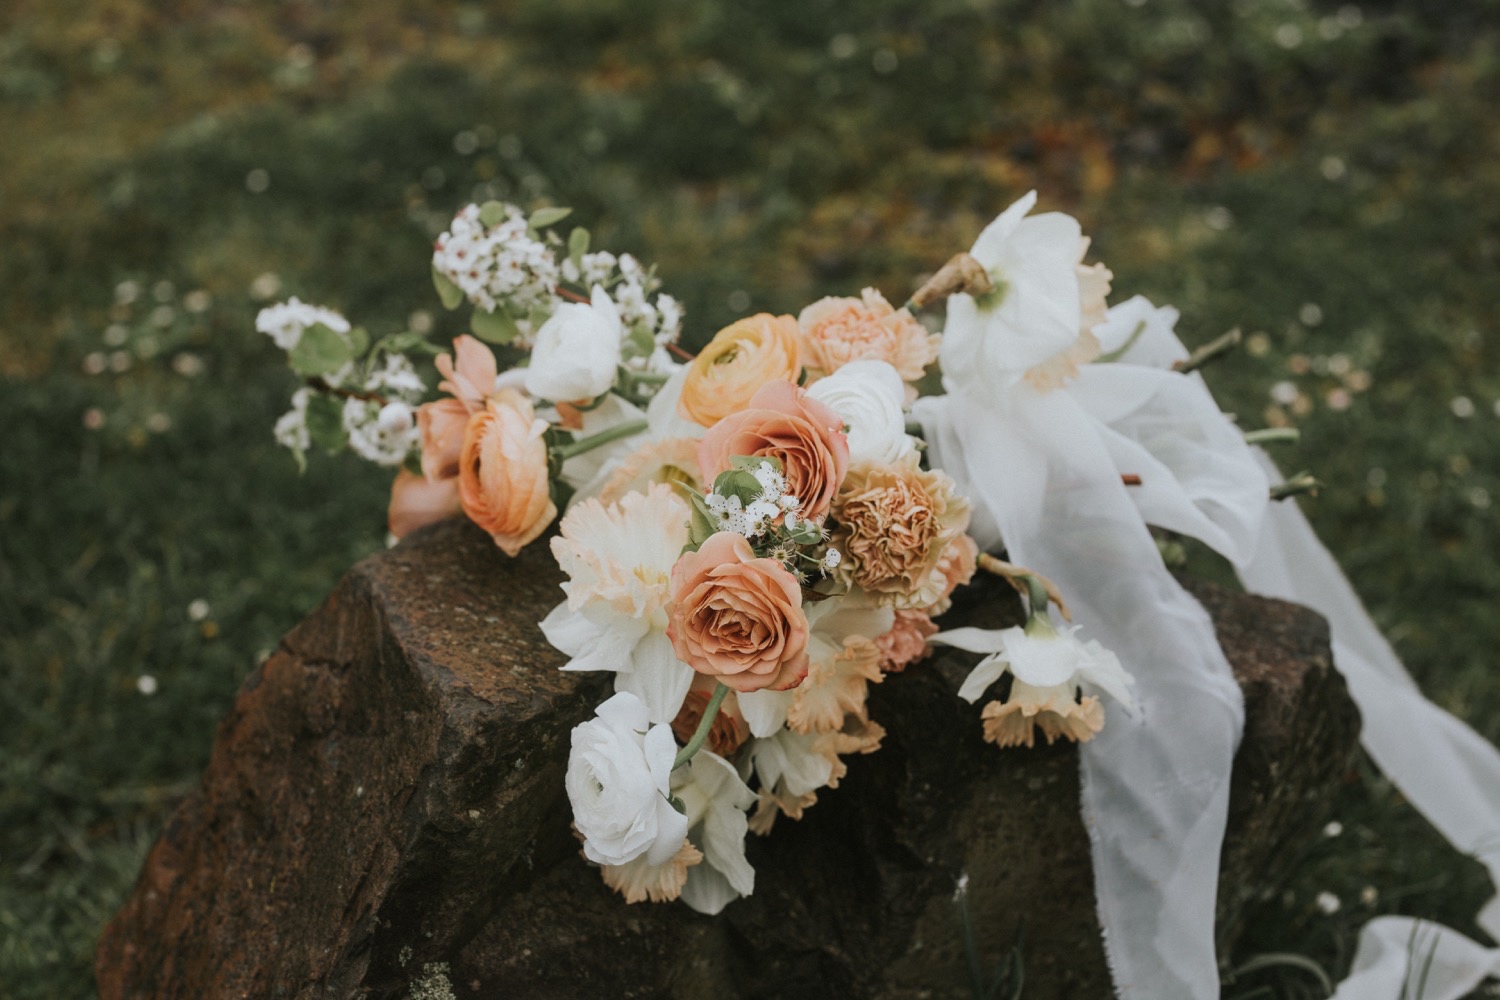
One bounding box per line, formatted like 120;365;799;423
261;195;1500;999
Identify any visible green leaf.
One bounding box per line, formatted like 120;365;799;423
550;477;575;514
568;226;590;265
471;308;520;344
478;200;508;228
431;266;464;310
347;325;371;358
305;393;347;453
288;323;353;377
527;304;554;330
686;491;718;549
712;468;764;507
528;206;572;230
623;322;654;360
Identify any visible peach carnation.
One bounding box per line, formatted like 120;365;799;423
876;609;939;673
668;532;810;693
923;533;979;617
830;455;972;608
458;388;557;556
697;380;850;522
679;313;802;427
797;288;939;383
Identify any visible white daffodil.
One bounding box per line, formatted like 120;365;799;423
525;284;623;402
931;617;1135;747
672;751;757;915
566;692;688;868
541;484;695;723
805;359;917;466
940;191;1084;391
1092;295;1187;370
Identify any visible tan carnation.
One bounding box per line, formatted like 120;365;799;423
679;313;802;427
797;288;939;383
831;456;971;608
458;389;557;556
599;839;704;904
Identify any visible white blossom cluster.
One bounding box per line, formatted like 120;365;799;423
342;354;426;466
705;462;802;538
562;251;683;373
255;297;350;351
274;387;313;452
432;203;560;316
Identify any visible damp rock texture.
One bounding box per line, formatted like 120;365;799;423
97;517;1360;1000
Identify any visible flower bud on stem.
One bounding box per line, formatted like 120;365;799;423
976;553;1072;622
673;682;729;769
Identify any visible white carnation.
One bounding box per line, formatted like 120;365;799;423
805;359;915;465
524;285;623;402
567;692;689;868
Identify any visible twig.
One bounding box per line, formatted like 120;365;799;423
1269;472;1321;501
307;377;388;406
1173;327;1242;375
976;553;1071;621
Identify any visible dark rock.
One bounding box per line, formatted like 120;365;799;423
96;517;1360;999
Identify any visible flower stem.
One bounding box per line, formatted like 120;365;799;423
552;418;648;461
673;682;729;769
1243;427;1301;447
1172;327;1242;375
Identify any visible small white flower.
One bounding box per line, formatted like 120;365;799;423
566;692;688;868
823;549;841;569
524;285;623;402
344;397;420;467
805;360;915;465
273;388;312;452
1316;891;1341;915
376;401;415;435
935;619;1134;710
255;297;350;352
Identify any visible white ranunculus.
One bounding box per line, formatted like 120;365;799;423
804;359;916;465
525;285;623;402
567;691;689;868
940;191;1083;391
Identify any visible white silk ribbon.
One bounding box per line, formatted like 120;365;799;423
917;293;1500;997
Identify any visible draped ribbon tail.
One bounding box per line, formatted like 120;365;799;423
1241;451;1500;998
913;389;1243;998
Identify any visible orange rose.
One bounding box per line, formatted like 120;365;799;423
458;389;557;556
797;288;939;383
696;380;849;522
667;532;810;693
679;313;801;427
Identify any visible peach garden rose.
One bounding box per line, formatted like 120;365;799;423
696;380;849;522
667;531;810;693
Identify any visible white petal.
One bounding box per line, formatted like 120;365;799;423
928;625;1016;655
737;687;794;737
593;691;650;733
969;190;1037;266
956;653;1008;703
679;859;741;915
616;630;695;724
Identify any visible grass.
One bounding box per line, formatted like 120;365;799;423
2;0;1499;996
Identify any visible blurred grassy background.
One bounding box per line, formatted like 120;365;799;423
2;1;1498;996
